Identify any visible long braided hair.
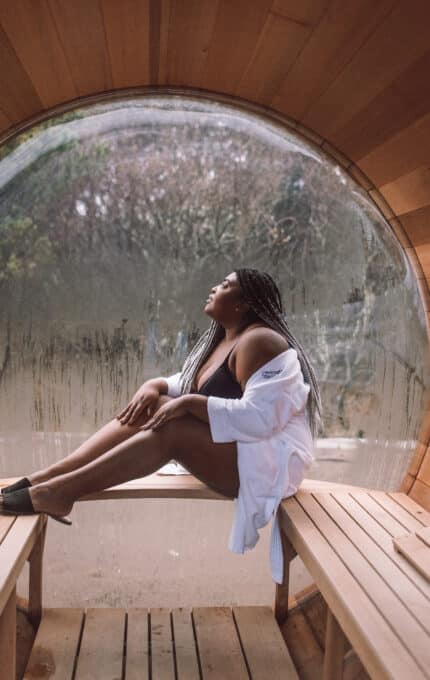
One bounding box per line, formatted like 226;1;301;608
178;268;324;439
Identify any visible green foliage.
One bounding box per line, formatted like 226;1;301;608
0;215;54;284
0;109;87;162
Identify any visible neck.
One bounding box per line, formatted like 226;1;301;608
222;318;255;342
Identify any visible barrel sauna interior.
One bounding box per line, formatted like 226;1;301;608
0;3;429;678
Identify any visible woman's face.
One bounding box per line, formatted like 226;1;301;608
204;271;245;321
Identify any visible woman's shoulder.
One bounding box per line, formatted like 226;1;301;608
238;324;289;354
232;324;289;389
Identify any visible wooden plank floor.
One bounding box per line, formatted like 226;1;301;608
22;606;299;679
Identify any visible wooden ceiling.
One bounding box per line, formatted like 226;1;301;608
0;0;430;505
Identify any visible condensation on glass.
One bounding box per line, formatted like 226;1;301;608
0;96;429;605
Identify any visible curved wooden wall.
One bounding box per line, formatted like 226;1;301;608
0;1;429;507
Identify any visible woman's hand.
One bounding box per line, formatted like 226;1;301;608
142;396;189;431
116;384;160;426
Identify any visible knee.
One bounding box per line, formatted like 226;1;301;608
155;416;191;457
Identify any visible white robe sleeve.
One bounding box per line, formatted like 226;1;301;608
161;372;182;398
207;381;310;443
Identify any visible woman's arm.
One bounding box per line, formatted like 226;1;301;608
143;330;307;436
183;394;210;423
144;377;169;394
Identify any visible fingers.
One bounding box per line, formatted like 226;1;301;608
116;404;133;423
117;397;158;426
127;403;143;425
116;404;131;423
142;408;168;431
116;404;131;419
117;400;146;425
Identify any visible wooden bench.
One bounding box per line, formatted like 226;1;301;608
0;474;301;679
2;474;429;679
275;485;430;679
0;511;47;679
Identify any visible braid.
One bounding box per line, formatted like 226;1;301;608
178;268;324;440
235;268;324;439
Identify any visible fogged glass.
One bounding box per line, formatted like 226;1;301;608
0;96;429;492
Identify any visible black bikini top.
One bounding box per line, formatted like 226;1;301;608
195;345;243;399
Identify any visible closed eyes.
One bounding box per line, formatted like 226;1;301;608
213;279;230;290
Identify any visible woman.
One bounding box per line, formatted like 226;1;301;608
0;268;322;579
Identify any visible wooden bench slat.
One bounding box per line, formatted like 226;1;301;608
0;476;407;503
1;476;371;504
193;607;249;680
0;478;22;490
417;526;430;546
75;608;126;679
69;474;369;502
319;492;430;627
368;490;429;531
0;515;16;544
299;479;374;493
298;491;430;674
78;473;228;501
0;514;44;615
23;608;83;679
125;609;149;680
350;490;421;536
280;496;428;680
393;532;430;581
150;608;176;680
334;491;430;598
388;492;430;526
233;605;299;679
171;608;200;680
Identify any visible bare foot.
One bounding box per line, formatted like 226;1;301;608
27;470;52;485
29;483;74;517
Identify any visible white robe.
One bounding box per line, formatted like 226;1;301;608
163;348;315;583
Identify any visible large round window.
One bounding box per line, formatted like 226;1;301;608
0;95;428;491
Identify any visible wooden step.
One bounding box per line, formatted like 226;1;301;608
23;605;299;679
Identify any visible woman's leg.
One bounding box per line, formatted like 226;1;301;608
28;396;173;485
22;414;239;517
